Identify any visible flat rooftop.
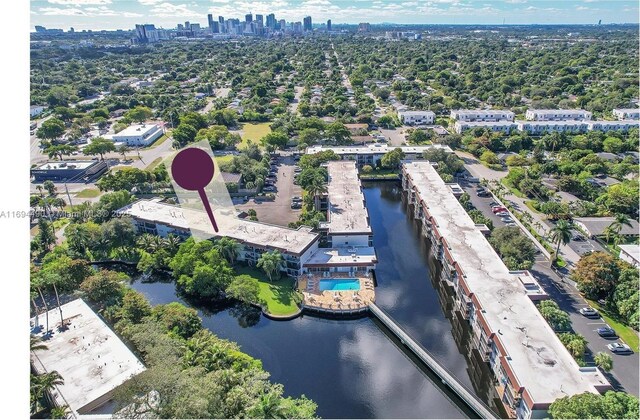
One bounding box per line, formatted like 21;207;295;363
118;199;319;255
305;246;377;266
35;161;96;170
403;161;609;405
574;217;639;236
456;121;517;126
306;144;452;156
323;161;372;235
517;120;588;126
112;123;160;137
452;109;513;115
30;299;146;414
527;109;589;113
399;110;435;115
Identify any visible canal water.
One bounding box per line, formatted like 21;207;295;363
129;182;482;418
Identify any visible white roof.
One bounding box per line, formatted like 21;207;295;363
112;123;160;138
305;246;377;265
527;108;590;114
619;245;640;262
613;108;640;113
323;161;372;235
35;160;95;170
306;144;452;156
517;120;588;126
30;299;146;414
587;120;640;126
119;199;319;255
452;109;513;115
456;120;517;127
403;162;609;405
398;110;435;115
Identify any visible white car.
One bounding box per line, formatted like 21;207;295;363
579;307;599;317
607;343;633;354
495;211;509;217
501;217;514;223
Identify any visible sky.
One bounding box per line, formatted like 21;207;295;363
30;0;640;31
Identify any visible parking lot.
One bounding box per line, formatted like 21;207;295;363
233;155;303;227
457;178;639;396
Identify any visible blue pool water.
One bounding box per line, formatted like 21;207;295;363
319;278;361;291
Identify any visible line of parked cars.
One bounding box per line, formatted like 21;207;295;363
290;196;302;209
581;306;634;354
263;158;279;192
490;203;517;227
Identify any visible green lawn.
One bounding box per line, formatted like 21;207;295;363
52;218;69;231
501;178;526;198
145;157;163;171
524;200;540;213
215;154;234;167
75;188;101;198
587;299;639;352
235;266;300;316
239;123;271;149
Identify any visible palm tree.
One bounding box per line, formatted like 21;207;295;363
31;371;64;414
164;234;181;254
30;335;49;352
118;144;130;161
249;392;285;418
594;352;613;372
549;220;573;267
45;272;65;330
30;289;41;330
136;233;157;252
214;237;241;265
257;251;284;282
32;276;50;334
306;178;328;210
608;213;632;238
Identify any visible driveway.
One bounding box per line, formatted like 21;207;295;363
458;180;639;396
379;127;406;146
233;155;302;227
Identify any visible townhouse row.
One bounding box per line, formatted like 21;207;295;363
453;119;640;134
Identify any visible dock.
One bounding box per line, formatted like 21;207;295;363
369;302;498;419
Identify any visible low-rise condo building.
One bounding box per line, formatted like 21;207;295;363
454;120;518;134
30;299;146;416
450;110;515;122
525;109;592;121
586;120;640;132
398;110;436;125
31;160;108;182
612;108;640;120
401;161;611;418
306;144;452;168
517;120;589;134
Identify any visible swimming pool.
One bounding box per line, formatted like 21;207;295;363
319;278;361;291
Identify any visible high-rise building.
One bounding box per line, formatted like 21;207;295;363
177;23;184;30
208;14;214;31
135;24;156;43
255;14;263;24
35;25;46;33
185;21;190;30
69;27;75;33
278;19;286;30
211;22;220;33
294;21;302;33
358;22;371;32
190;23;201;31
245;13;253;23
327;19;331;32
303;16;312;31
266;13;276;29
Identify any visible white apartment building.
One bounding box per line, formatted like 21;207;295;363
402;161;611;419
517;120;589;134
454;120;518;134
586;120;640;133
111;123;164;146
619;245;640;268
306;144;452;168
525;109;592;121
398;110;436;125
612;108;640;121
450;109;515;122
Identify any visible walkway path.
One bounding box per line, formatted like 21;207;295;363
369;302;498;419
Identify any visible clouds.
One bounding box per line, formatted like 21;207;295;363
148;2;201;17
39;4;142;17
48;0;111;4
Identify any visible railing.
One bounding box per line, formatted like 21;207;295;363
369;302;497;419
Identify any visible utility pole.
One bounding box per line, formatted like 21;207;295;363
64;180;74;207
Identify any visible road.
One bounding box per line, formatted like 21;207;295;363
331;43;356;107
457;178;639;396
288;86;304;114
233;155;302;227
456;151;582;268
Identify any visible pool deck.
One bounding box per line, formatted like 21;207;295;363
299;272;375;315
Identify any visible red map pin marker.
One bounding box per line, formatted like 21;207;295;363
171;148;219;232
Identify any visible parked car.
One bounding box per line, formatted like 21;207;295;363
492;206;507;214
597;326;617;338
290;202;302;209
477;191;491;197
505;222;517;227
475;187;486;193
292;196;303;202
607;343;633;354
489;201;499;207
294;167;302;173
263;186;276;192
495;211;509;217
579;307;599;317
501;217;514;223
572;234;586;241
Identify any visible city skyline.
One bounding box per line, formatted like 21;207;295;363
31;0;639;31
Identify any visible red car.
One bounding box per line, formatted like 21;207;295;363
492;206;507;214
